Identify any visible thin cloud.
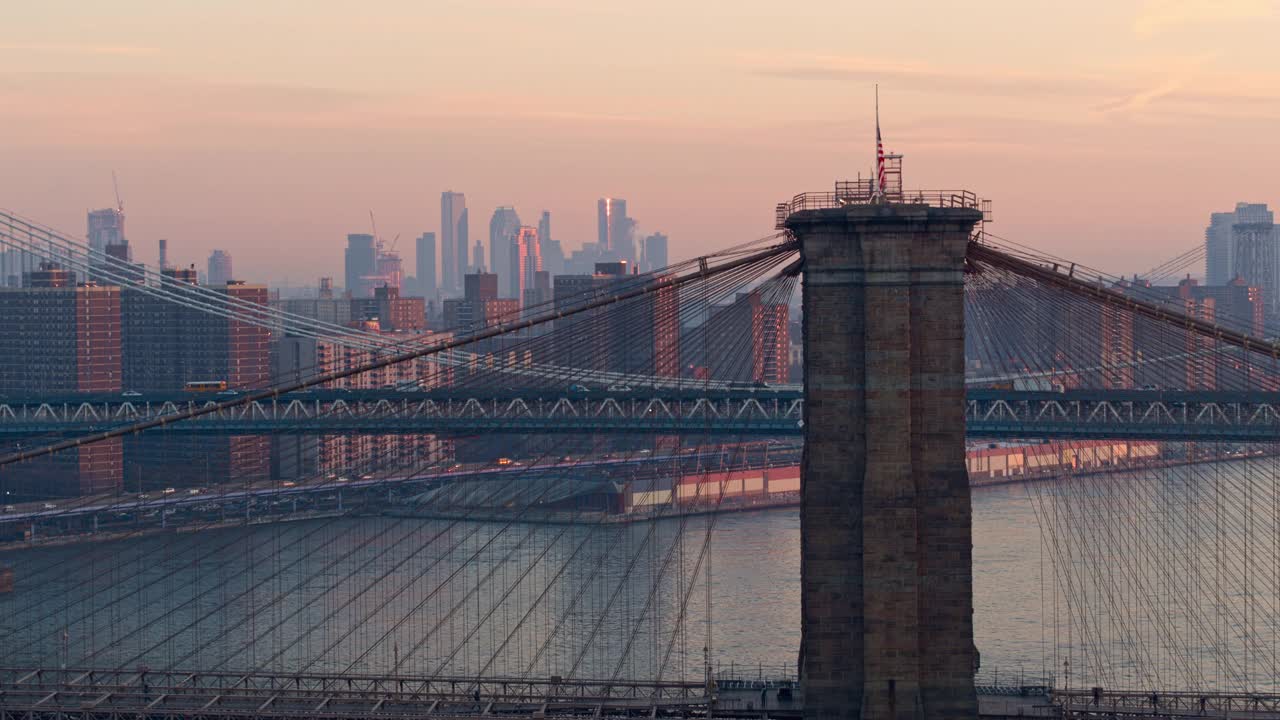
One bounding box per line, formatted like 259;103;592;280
1095;77;1186;114
1093;53;1219;116
0;42;159;56
741;53;1119;99
1133;0;1277;35
747;51;1280;124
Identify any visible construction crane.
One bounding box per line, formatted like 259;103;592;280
368;210;400;254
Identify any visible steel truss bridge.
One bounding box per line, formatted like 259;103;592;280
5;388;1280;442
964;388;1280;442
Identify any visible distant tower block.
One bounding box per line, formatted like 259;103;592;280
784;185;984;720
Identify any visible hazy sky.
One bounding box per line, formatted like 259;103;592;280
3;0;1279;283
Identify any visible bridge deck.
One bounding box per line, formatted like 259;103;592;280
0;668;710;719
0;667;1074;719
12;668;1269;718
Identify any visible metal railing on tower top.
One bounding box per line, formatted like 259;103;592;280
775;183;988;229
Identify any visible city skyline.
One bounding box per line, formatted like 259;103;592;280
4;1;1280;281
59;190;1280;306
69;193;669;290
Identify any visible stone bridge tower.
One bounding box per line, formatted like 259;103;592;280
784;190;984;720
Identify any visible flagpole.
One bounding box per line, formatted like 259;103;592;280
873;84;884;202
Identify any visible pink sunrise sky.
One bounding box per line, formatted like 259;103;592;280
2;0;1278;283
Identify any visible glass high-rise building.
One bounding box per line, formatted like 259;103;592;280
489;206;521;288
537;210;564;276
441;191;468;294
416;232;436;299
344;234;376;298
597;198;635;265
642;232;669;273
537;211;552;245
508;226;541;301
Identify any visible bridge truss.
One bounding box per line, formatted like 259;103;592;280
11;388;1280;442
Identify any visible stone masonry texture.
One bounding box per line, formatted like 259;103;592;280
789;203;981;720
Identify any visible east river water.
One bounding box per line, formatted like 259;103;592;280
3;468;1274;692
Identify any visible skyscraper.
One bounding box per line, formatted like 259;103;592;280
416;232;437;299
344;233;376;298
489;206;521;287
441;204;456;293
1206;203;1275;286
1205;212;1235;286
508;226;541;301
87;207;128;282
642;232;669;273
597;198;623;252
473;240;485;272
458;207;469;284
87;208;125;255
376;249;403;290
536;210;564;275
541;238;565;277
208;249;233;287
441;191;468;294
597;198;635;264
537;211;552;247
1234;223;1278;315
1205;203;1278;312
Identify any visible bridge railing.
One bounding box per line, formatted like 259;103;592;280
1053;687;1280;716
713;663;797;688
0;666;707;703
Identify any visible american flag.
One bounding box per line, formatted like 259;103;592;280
875;92;886;196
